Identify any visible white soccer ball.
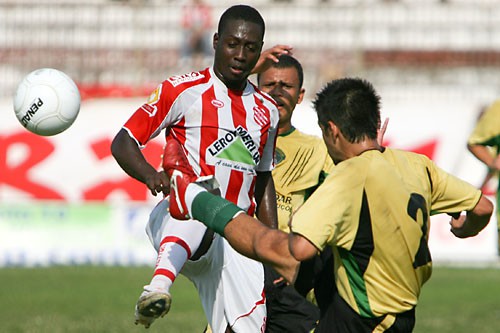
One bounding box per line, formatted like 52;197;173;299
13;68;81;136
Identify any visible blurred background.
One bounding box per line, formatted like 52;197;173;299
0;0;498;267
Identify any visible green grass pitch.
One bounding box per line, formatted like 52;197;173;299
1;265;499;332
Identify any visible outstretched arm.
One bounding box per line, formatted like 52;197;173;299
222;212;301;282
164;138;310;282
449;194;493;238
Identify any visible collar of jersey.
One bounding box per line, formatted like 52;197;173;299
209;67;253;96
278;126;296;137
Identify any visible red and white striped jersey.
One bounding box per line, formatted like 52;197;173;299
123;67;279;214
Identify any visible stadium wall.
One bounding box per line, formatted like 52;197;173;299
1;1;499;266
0;96;497;266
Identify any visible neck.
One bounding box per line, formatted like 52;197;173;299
212;67;247;91
354;140;382;156
278;123;294;135
342;140;381;161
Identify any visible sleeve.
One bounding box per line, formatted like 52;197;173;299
122;82;182;148
256;105;279;172
468;101;500;146
291;168;360;252
427;158;482;214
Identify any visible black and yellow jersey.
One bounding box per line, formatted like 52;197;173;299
291;148;481;317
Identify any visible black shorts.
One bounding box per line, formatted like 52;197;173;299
315;292;415;333
264;265;320;333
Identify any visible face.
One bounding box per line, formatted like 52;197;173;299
213;19;263;91
258;67;304;132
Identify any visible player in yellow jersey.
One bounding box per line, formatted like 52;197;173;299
258;55;334;233
256;54;330;332
164;77;493;332
467;101;500;253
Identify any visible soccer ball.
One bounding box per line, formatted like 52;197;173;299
13;68;81;136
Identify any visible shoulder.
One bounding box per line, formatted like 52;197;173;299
384;147;431;165
476;101;500;129
250;82;278;107
164;68;210;89
285;129;324;146
382;148;439;185
382;148;437;178
154;68;212;103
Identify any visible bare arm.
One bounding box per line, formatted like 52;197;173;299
377;117;389;145
449;194;493;238
254;171;278;229
467;144;500;171
223;213;301;283
111;128;169;196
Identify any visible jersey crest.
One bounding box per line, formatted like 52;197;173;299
274;147;285;165
253;106;268;127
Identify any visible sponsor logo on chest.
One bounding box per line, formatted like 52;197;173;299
207;125;260;170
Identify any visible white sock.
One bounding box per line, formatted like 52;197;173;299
185;183;206;217
147;239;188;293
147;217;208;293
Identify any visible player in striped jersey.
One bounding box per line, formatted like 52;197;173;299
163;78;493;332
111;5;289;332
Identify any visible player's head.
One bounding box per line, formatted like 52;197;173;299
213;5;265;91
313;78;380;143
257;54;304;88
257;55;305;132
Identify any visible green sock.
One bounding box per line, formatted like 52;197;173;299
191;192;243;236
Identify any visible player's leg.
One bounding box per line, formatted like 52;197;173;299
182;232;266;333
135;198;208;328
264;264;319;333
220;240;267;332
135;138;220;328
182;235;238;333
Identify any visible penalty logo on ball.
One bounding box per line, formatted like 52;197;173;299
13;68;81;136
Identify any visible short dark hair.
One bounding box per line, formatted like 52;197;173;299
218;5;265;39
313;78;381;143
257;54;304;88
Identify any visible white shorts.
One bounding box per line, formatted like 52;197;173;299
146;199;267;333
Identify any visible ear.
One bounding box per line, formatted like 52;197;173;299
327;120;338;138
297;87;305;105
212;33;218;50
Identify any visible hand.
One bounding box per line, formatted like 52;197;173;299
449;213;471;238
377;117;389;145
252;44;293;74
272;276;288;287
145;170;170;196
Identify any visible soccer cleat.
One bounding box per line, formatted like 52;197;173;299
134;288;172;329
162;138;218;220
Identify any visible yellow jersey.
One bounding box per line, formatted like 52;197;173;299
273;128;334;232
291;148;481;317
467;101;500;211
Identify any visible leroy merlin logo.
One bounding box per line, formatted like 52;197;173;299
207;126;260;166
